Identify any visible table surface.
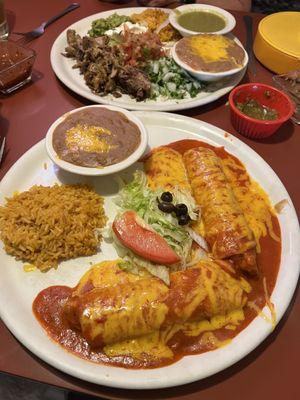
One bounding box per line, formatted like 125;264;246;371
1;1;299;399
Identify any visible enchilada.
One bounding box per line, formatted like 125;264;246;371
144;146;204;237
183;146;258;276
63;260;249;347
144;146;191;192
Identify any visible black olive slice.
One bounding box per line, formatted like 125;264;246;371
158;202;175;213
178;214;191;225
174;203;188;217
161;192;173;203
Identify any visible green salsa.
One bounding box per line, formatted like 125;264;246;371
236;99;278;121
177;11;226;33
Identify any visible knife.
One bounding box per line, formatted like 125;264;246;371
243;15;257;78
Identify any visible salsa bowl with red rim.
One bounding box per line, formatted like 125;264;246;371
229;83;295;139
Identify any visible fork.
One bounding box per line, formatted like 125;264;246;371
13;3;80;43
0;136;6;166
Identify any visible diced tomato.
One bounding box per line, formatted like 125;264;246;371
120;30;165;67
112;211;180;265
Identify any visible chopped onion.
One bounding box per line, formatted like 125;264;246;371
166;82;176;92
163;72;176;82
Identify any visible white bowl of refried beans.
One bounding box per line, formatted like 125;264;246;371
46;105;148;176
172;34;248;82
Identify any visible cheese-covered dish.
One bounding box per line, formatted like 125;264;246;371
33;139;281;369
175;34;246;73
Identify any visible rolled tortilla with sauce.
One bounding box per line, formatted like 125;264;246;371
144;146;192;192
183;146;258;276
143;145;204;241
63;260;249;348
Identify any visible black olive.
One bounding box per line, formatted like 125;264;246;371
178;214;191;226
174;203;188;217
161;191;173;202
158;202;175;213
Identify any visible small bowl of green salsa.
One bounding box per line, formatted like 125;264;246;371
236;99;278;121
229;83;295;139
169;4;236;37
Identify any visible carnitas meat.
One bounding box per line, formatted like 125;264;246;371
63;30;123;97
63;29;151;101
118;66;151;101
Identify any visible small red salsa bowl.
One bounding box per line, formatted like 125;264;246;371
229;83;294;138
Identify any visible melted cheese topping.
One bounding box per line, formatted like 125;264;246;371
104;331;174;361
202;265;218;314
171;260;249;322
248;277;276;330
104;308;244;360
221;156;280;252
73;260;141;296
70;260;249;359
145;147;192;192
239;276;252;294
80;278;169;344
191;218;206;237
95;147;280;363
23;264;36;272
183;308;245;337
65;124;113;153
183;147;256;259
190;35;231;62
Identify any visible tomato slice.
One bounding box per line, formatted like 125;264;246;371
112;211;180;265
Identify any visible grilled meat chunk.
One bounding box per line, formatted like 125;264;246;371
63;29;151;100
63;30;123;97
118;66;151;101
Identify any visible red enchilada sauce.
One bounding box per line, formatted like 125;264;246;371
33;139;281;369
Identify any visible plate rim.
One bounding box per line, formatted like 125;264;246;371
0;111;299;389
50;7;246;111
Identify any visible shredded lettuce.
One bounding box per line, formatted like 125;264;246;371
112;171;199;283
119;255;170;285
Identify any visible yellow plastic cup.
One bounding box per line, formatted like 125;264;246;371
253;12;300;74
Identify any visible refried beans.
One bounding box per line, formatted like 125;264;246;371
176;34;245;73
52;108;141;168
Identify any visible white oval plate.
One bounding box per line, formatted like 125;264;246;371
0;112;299;389
50;7;246;111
